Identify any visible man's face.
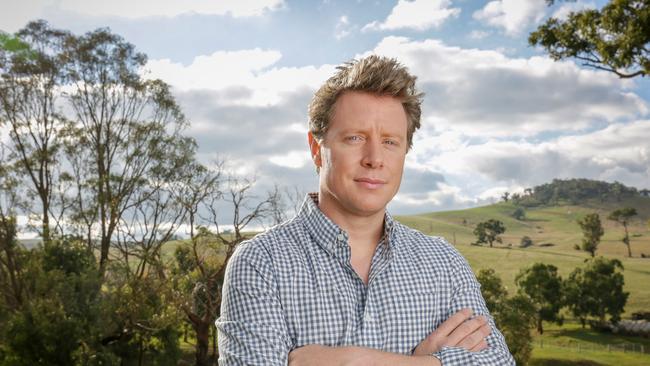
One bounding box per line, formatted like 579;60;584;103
310;91;408;218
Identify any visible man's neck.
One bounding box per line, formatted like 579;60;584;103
316;193;385;251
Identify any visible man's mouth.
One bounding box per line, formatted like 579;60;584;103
354;177;386;189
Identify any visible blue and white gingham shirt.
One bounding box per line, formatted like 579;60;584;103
216;194;515;365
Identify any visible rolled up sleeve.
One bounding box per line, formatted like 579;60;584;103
216;241;293;365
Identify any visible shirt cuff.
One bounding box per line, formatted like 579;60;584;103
433;346;471;365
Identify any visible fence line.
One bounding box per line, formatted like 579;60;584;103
536;339;649;354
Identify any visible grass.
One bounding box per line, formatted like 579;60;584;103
529;322;650;365
396;200;650;315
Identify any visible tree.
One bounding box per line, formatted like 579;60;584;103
564;257;629;328
0;21;70;244
520;236;533;248
59;24;187;275
511;193;521;204
473;219;506;248
577;213;604;257
477;269;535;365
2;21;196;364
512;207;525;220
608;207;638;257
515;263;564;334
171;173;278;366
530;0;650;78
501;191;510;202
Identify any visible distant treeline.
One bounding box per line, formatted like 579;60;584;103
513;179;648;207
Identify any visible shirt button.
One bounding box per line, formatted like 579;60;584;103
364;312;373;322
337;233;345;241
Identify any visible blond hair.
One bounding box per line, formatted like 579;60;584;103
308;55;423;150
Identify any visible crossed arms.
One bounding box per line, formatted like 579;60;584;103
288;308;491;366
216;242;515;365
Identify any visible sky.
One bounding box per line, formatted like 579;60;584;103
2;0;649;216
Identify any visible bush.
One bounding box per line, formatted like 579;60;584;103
477;269;535;365
519;236;533;248
512;207;526;220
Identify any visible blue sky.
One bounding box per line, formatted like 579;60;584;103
2;0;649;215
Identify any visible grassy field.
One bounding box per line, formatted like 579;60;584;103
529;322;650;365
396;198;650;316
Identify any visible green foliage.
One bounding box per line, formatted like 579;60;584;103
476;268;508;311
0;237;103;365
515;263;564;334
530;0;650;78
477;268;536;365
523;179;639;207
608;207;638;257
3;297;81;365
564;257;629;328
473;219;506;247
577;213;604;257
0;233;183;365
512;207;526;220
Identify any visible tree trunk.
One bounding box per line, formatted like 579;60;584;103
537;317;544;335
195;321;210;366
623;223;632;257
41;199;51;245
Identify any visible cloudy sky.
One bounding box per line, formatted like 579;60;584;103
2;0;649;215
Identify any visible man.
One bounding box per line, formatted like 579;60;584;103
216;56;515;365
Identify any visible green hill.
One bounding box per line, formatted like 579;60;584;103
396;184;650;316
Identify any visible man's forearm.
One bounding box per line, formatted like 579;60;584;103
288;345;441;366
351;347;441;366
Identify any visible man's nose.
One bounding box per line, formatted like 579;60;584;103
361;139;384;168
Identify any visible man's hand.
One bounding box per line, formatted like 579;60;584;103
412;308;491;356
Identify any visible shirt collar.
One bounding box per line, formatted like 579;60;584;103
298;193;397;255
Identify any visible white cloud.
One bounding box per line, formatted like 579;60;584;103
0;0;284;32
66;0;284;18
145;49;336;106
269;150;311;168
426;120;650;190
473;0;547;36
468;30;490;40
362;0;460;32
366;36;647;138
335;15;353;40
551;1;596;20
141;35;649;213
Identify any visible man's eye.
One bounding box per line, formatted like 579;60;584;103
346;136;363;142
384;139;399;146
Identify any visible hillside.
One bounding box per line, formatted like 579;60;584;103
395;193;650;316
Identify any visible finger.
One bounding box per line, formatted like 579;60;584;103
446;315;487;346
457;323;491;350
435;308;473;336
470;339;488;352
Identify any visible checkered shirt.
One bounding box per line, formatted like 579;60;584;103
216;194;515;365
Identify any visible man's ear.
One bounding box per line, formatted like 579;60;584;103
308;132;322;168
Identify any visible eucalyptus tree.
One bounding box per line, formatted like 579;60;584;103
0;21;70;244
61;26;188;275
608;207;638;257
